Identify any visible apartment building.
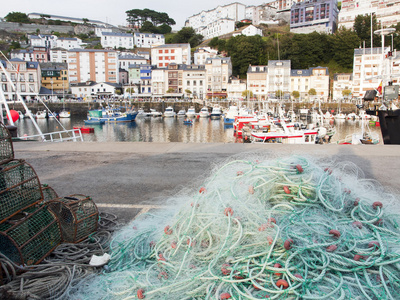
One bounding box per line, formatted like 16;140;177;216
134;33;165;48
29;34;57;49
152;67;167;98
119;55;147;71
267;60;291;98
332;73;353;100
100;32;134;49
40;62;69;94
67;49;118;84
182;65;206;99
166;63;185;96
247;65;268;100
205;57;232;99
339;0;400;29
194;47;219;65
50;48;69;63
10;47;49;63
245;4;279;26
151;44;191;68
185;3;246;39
56;37;83;49
70;81;121;99
140;65;153;96
227;76;247;100
290;66;329;100
290;69;312;100
290;0;339;34
0;59;41;100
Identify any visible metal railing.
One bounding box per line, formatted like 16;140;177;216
20;128;83;142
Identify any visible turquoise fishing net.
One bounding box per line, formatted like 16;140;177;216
67;155;400;299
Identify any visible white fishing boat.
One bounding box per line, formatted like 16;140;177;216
199;107;210;118
149;108;162;117
59;110;70;118
210;106;223;119
177;109;186;117
163;106;176;118
186;107;197;118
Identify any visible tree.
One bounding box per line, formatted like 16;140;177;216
171;27;203;48
40;14;51;24
330;28;360;70
166;88;175;93
126;9;175;28
292;91;300;99
82;18;89;25
353;14;380;47
141;21;157;33
242;90;253;99
5;12;30;23
342;89;352;98
309;88;317;96
275;90;283;98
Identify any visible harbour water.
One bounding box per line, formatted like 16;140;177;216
14;115;383;144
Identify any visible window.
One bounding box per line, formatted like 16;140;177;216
159;50;163;54
171;49;175;54
165;50;169;53
29;74;34;82
2;84;7;92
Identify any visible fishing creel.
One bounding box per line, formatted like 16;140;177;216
0;205;62;266
0;122;13;165
0;160;43;223
47;194;99;243
41;184;59;202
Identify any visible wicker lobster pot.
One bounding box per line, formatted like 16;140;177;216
47;194;99;243
0;160;43;223
0;122;13;165
0;205;62;265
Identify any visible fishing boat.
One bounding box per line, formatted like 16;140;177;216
183;119;193;125
59;110;71;118
210;106;223;119
84;119;105;125
224;106;239;125
86;108;138;123
163;106;176;118
177;109;186;117
74;126;94;133
149;108;162;118
199;107;210;118
186;107;197;118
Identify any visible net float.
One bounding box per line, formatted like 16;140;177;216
326;245;337;252
283;186;291;194
368;241;380;249
324;167;332;175
258;224;267;231
372;201;383;209
187;238;196;247
224;207;234;216
329;229;341;238
237;171;244;176
164;226;173;235
352;221;363;229
296;164;303;173
158;271;168;280
221;264;231;275
171;241;177;249
220;293;232;299
234;274;245;280
294;273;303;279
199;187;206;193
276;279;289;289
158;253;166;262
249;185;254;194
374;218;383;226
137;288;145;299
190;202;200;208
354;198;360;206
284;239;294;250
353;254;364;261
274;263;282;276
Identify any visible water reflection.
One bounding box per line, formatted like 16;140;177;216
14;116;382;144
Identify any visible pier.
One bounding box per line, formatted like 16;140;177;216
13;142;400;224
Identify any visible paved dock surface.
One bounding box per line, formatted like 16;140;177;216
13;142;400;223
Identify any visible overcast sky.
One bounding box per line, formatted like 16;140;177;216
2;0;266;30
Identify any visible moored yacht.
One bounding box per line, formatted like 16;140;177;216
199;107;210;118
210;106;223;119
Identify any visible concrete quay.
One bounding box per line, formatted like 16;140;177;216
13;142;400;223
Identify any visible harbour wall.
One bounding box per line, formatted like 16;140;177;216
12;142;400;223
7;101;361;116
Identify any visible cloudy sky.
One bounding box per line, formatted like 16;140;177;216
2;0;266;30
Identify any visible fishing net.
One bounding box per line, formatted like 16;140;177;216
0;205;62;266
0;122;13;165
64;154;400;300
0;159;43;223
47;194;99;243
41;184;59;202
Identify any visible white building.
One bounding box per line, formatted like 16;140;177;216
183;65;207;99
151;44;191;68
309;67;330;100
29;34;57;49
119;55;147;71
247;65;268;100
185;3;246;39
56;37;83;49
332;73;353;100
227;76;247;101
232;24;263;37
94;26;113;37
100;32;134;49
267;60;291;98
70;81;120;99
67;49;118;84
245;4;279;26
339;0;400;29
50;48;69;63
151;68;167;98
290;69;312;100
204;57;232;99
134;33;165;48
194;47;219;65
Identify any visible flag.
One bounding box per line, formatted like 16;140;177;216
377;81;383;94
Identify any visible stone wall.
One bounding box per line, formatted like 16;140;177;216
0;22;75;35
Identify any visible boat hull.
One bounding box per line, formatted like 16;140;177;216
369;109;400;144
87;111;138;123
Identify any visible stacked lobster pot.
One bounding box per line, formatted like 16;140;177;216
0;122;98;271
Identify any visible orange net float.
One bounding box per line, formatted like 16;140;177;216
329;229;341;238
158;271;168;280
283;186;291;194
267;236;273;245
171;241;177;249
276;279;289;289
158;253;166;262
372;201;383;209
284;239;294;250
368;241;380;249
137;288;145;299
294;273;303;279
258;224;267;232
199;187;206;194
295;164;304;173
352;221;363;229
187;238;196;247
353;254;366;261
220;292;232;299
237;171;244;176
221;263;231;275
374;218;383;226
274;263;282;276
326;245;337;252
224;207;233;216
248;185;254;194
164;225;173;235
267;217;276;227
